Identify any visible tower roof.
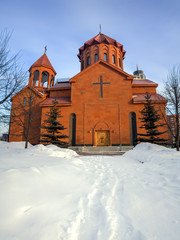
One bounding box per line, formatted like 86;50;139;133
78;33;126;58
29;53;56;74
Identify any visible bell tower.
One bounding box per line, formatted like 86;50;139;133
28;48;56;91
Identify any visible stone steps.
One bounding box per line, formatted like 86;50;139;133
69;146;134;155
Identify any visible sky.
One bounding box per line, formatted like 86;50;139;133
0;0;180;133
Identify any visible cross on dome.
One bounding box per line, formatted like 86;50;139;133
44;45;47;54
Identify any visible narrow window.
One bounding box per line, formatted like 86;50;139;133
104;53;107;61
112;55;115;64
23;97;26;106
41;71;49;87
95;54;98;62
104;53;107;62
33;70;39;86
87;56;90;66
81;61;84;71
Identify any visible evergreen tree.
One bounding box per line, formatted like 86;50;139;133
137;92;167;143
40;99;68;146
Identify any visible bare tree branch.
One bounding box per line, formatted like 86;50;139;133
0;29;27;129
163;65;180;151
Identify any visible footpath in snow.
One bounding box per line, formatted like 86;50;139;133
0;141;180;240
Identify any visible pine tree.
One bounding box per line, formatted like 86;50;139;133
40;99;68;146
137;92;167;143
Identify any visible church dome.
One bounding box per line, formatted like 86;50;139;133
78;32;126;71
78;33;126;58
133;66;146;79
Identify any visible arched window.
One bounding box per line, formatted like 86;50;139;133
112;55;115;64
87;56;90;66
95;54;98;62
33;70;39;86
104;53;107;62
41;71;49;87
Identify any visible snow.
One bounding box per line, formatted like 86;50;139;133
0;142;180;240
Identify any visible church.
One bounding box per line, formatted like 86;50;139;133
9;32;168;146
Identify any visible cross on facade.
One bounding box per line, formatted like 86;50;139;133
93;75;110;98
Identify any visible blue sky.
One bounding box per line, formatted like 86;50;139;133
0;0;180;133
1;0;180;85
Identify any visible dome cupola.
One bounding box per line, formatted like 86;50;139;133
78;32;126;71
133;65;146;79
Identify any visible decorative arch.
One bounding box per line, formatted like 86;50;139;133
129;112;137;146
94;121;110;130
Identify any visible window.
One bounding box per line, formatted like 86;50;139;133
87;56;90;66
41;71;49;87
141;75;143;79
112;55;115;64
23;97;26;106
95;54;98;62
33;70;39;86
81;61;84;71
104;53;107;62
33;70;39;81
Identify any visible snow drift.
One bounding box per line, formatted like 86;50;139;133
0;142;180;240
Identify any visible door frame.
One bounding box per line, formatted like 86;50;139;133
94;130;110;146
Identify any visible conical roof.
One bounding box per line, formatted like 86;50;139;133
78;33;126;58
29;53;56;74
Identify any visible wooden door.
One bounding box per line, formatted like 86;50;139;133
95;130;110;146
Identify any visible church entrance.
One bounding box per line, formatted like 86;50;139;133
95;130;110;146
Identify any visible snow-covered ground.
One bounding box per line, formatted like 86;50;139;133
0;142;180;240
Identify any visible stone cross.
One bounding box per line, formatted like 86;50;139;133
93;75;110;98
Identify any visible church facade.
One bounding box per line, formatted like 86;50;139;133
9;32;168;146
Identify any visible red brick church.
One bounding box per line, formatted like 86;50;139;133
9;32;168;146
